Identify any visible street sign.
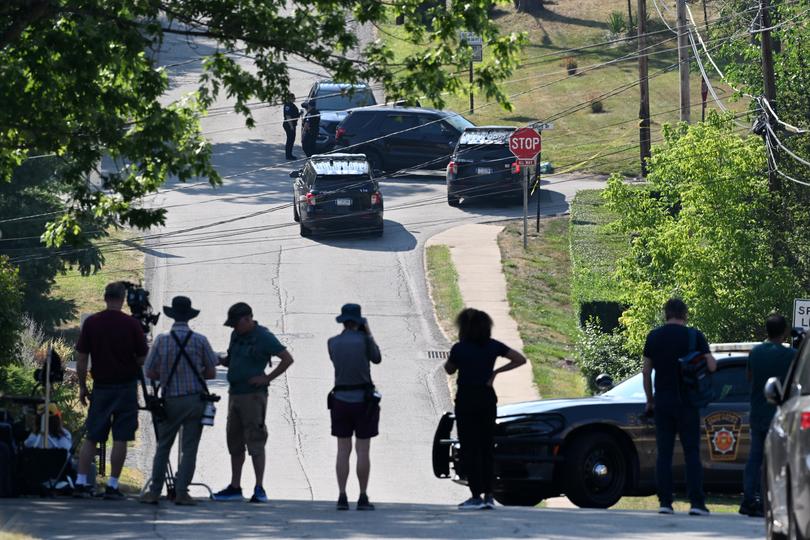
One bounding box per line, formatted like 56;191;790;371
458;31;483;45
508;127;542;160
517;158;537;166
793;298;810;330
471;44;483;62
531;122;554;131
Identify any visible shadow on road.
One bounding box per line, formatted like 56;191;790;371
452;188;570;218
0;498;761;539
311;220;417;252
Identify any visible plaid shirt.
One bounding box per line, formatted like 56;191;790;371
145;322;218;398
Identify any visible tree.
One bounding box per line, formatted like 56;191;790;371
603;114;801;354
1;1;526;246
0;257;24;365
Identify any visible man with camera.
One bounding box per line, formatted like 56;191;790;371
213;302;294;503
139;296;218;506
327;304;381;511
74;282;149;499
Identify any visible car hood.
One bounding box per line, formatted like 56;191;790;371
497;396;633;418
319;110;348;123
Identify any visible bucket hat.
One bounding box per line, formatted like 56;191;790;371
336;303;366;325
163;296;200;321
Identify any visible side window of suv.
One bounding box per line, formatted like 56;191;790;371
792;343;810;395
380;114;419;137
414;116;450;140
711;365;750;403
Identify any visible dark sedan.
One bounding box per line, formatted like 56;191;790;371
764;337;810;539
291;154;383;237
433;353;753;508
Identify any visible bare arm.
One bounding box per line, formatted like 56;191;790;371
77;352;90;406
642;356;654;412
250;349;294;386
488;348;527;385
705;353;717;373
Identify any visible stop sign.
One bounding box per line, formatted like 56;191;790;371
508;127;542;159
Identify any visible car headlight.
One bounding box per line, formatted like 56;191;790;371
498;414;565;437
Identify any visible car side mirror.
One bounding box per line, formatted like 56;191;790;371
764;376;784;405
595;373;614;393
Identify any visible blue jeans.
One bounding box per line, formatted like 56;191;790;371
743;423;769;504
655;404;705;508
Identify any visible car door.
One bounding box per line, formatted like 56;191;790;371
296;167;315;222
699;362;750;488
410;115;458;169
378;113;421;170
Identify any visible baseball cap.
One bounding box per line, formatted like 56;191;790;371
224;302;253;327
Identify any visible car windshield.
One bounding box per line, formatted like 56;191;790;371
314;88;375;111
602;373;649;399
443;113;475;132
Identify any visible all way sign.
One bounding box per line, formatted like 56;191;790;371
794;298;810;331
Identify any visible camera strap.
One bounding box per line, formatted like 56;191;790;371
169;331;210;395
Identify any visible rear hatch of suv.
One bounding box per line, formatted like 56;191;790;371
311;175;378;217
453;144;515;182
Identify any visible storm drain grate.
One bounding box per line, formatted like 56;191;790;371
427;350;449;360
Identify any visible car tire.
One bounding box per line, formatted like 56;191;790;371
765;458;788;540
563;432;627;509
447;194;461;207
493;492;545;507
293;202;300;223
299;222;312;238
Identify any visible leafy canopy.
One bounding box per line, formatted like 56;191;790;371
1;0;526;246
603;114;801;354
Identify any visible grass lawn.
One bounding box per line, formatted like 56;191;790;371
569;189;628;309
612;494;740;514
498;217;585;398
50;228;145;344
379;0;750;176
425;244;465;339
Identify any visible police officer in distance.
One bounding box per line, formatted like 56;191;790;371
301;101;320;158
283;93;300;160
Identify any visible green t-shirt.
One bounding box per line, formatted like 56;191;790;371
226;323;286;395
748;342;795;428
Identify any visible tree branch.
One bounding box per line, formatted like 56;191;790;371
0;0;52;49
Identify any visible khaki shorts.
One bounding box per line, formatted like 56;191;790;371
226;392;268;456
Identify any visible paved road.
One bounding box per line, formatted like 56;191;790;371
131;31;607;506
0;499;763;540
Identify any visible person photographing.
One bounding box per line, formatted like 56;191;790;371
443;308;527;510
327;303;381;511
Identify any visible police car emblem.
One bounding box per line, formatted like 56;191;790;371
704;412;742;461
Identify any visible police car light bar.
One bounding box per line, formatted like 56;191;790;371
709;342;762;353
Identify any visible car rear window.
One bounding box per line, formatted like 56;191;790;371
443;113;475;132
339;111;377;132
314;87;376;110
313;174;373;190
455;144;513;162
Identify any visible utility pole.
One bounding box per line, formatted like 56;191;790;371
677;0;691;123
760;0;779;192
637;0;651;176
469;59;474;115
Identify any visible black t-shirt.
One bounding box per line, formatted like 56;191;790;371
449;338;509;386
643;323;710;404
283;102;300;124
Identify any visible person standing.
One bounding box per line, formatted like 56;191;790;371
301;101;320;157
213;302;294;503
327;304;382;511
642;298;717;516
74;282;149;499
139;296;218;506
283;93;300;160
443;308;527;510
739;313;796;517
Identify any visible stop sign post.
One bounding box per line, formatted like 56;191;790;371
509;128;542;248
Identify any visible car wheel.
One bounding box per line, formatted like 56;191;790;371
299;222;312;238
493;492;545;507
447;194;461;207
293;202;300;223
765;459;788;540
563;432;627;508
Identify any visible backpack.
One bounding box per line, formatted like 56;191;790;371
679;328;714;408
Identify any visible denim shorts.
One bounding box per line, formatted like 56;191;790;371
86;382;139;442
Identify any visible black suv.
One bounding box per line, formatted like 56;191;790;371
291;154;383;237
446;126;532;206
334;107;474;173
302;81;377;153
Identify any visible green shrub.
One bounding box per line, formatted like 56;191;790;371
607;11;626;35
575;319;640;394
0;257;23;366
590;97;604;114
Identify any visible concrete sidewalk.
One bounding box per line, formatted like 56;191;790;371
426;223;538;404
0;498;762;540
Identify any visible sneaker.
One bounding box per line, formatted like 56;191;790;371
139;491;159;505
174;492;198;506
72;484;95;499
357;493;375;511
689;506;711;516
103;486;126;500
458;497;485;510
483;495;496;510
250;486;268;503
336;493;349;511
286;155;298;161
212;485;244;502
658;505;675;515
739;500;764;517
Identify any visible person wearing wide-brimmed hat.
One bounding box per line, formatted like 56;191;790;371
139;296;218;506
327;303;382;511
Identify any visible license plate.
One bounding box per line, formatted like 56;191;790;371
476;167;492;175
336;198;352;206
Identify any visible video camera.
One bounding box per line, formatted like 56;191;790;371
792;327;806;350
33;349;63;387
121;281;160;334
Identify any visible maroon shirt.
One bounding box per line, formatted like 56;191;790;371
76;310;149;385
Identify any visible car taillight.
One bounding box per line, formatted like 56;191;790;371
305;192;316;206
371;191;382;205
511;161;521;174
447;161;457;175
801;412;810;431
335;127;346;142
